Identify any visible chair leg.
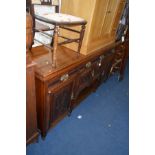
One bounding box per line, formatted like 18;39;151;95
52;26;59;68
77;25;86;56
50;26;55;47
118;43;128;81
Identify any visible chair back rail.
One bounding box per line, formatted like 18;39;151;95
40;0;52;5
32;0;60;12
26;0;60;32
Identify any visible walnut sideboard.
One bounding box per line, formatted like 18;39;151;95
31;44;116;138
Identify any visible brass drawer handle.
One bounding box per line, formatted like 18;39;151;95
48;90;51;94
60;74;69;81
98;62;102;67
86;62;92;68
98;55;105;67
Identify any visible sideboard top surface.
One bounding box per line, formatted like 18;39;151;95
31;43;116;81
31;46;85;79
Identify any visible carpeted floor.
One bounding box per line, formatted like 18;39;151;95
27;63;129;155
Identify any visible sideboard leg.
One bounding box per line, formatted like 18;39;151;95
41;131;47;140
68;108;72;117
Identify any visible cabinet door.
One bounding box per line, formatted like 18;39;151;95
101;0;120;36
89;0;109;42
47;76;74;123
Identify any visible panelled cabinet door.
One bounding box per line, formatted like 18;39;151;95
101;0;120;36
89;0;109;41
47;77;74;123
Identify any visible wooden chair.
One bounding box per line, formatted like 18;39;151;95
27;0;87;67
110;26;129;81
110;1;129;81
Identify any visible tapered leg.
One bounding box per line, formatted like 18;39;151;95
50;25;55;47
77;25;86;56
52;26;59;68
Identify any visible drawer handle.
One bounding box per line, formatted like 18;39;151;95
98;55;105;67
48;90;51;94
60;74;69;81
86;62;91;68
98;62;102;67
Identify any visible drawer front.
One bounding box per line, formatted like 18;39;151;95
47;67;78;88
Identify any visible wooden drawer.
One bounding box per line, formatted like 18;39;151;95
47;68;78;88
